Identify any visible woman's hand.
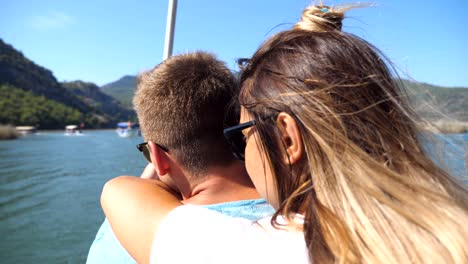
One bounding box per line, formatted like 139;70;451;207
101;176;182;264
140;163;160;180
139;163;182;200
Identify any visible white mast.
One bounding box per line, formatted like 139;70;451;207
163;0;178;60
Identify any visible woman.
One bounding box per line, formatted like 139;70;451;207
101;3;468;264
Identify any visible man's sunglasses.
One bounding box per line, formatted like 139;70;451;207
136;142;169;163
223;121;256;161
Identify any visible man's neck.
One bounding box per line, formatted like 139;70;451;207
179;162;261;205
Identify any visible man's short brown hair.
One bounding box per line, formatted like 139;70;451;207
134;51;238;176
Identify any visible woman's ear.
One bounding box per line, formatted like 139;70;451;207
276;112;303;165
147;141;170;175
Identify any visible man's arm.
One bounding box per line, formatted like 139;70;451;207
101;176;182;264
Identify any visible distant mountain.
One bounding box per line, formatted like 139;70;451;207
0;38;135;129
100;75;136;108
62;80;134;121
403;80;468;121
0;39;90;113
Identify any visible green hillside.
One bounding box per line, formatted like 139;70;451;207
62;80;134;122
100;75;136;108
0;84;83;128
0;38;135;129
403;80;468;121
0;39;90;112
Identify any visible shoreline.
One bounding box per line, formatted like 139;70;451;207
420;120;468;134
0;126;119;140
0;125;20;140
2;122;468;140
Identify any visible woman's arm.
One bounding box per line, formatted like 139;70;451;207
101;176;182;264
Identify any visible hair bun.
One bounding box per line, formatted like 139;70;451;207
294;5;344;32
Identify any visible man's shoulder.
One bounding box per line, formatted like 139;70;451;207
202;199;274;221
86;219;136;264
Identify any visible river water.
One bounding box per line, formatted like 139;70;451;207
0;130;466;263
0;130;146;263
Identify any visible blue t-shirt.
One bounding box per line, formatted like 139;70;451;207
86;199;274;264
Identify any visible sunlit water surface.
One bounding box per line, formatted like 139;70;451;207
1;130;146;263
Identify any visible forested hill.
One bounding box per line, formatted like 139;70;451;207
100;75;136;108
0;39;89;112
61;81;134;122
0;39;135;129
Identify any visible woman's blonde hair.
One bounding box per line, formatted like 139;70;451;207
239;3;468;263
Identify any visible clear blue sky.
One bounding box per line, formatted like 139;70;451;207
1;0;467;87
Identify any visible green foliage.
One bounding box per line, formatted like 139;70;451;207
0;39;90;112
0;84;84;129
62;80;135;121
100;75;136;108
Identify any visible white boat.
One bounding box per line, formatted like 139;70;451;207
65;125;82;136
15;126;37;135
116;122;139;138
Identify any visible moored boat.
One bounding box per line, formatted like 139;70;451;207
116;122;139;138
15;126;37;135
65;125;82;136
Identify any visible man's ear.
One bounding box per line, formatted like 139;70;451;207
276;112;303;165
147;141;170;176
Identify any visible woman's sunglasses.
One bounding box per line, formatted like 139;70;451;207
223;121;256;161
136;142;169;163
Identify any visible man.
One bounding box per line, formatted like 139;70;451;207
87;52;273;264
